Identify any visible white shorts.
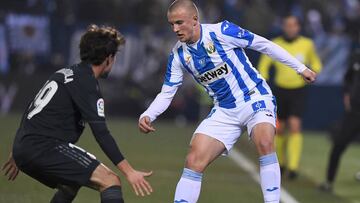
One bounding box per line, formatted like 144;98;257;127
194;94;277;155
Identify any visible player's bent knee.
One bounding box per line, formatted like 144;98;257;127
185;153;207;172
255;137;274;155
100;172;121;190
90;164;121;191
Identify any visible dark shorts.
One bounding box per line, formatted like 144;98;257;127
13;134;100;189
273;86;307;120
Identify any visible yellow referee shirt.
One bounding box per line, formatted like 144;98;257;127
258;36;322;89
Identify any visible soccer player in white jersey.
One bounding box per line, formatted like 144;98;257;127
138;0;316;202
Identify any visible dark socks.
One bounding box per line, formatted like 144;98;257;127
50;185;80;203
100;185;124;203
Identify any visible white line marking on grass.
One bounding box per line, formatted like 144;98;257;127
229;149;299;203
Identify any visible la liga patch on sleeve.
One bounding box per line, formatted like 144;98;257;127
97;98;105;117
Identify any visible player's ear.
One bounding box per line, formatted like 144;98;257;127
105;57;110;66
193;15;198;24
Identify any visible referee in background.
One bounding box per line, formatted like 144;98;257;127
258;15;322;179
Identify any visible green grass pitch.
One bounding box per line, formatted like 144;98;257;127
1;114;359;202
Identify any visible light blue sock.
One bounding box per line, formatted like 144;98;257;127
259;152;281;203
174;168;203;203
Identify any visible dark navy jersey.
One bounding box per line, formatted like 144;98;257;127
15;62;124;165
344;49;360;110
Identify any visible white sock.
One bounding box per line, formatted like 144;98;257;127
174;168;203;203
259;152;281;203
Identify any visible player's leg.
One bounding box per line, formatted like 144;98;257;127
88;163;124;203
252;123;281;203
51;142;124;202
321;111;360;191
15;139;124;203
286;87;306;179
247;96;280;203
50;184;81;203
174;133;226;203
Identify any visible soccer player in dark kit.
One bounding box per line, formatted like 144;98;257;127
2;24;153;203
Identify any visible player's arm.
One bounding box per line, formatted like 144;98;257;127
250;35;316;83
69;78;153;195
139;84;179;133
139;51;183;133
220;20;316;83
89;122;153;196
116;159;153;196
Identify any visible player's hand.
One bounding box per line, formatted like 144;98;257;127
2;153;19;181
138;116;155;133
125;169;153;196
300;68;317;83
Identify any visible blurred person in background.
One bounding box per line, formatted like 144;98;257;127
138;0;317;202
319;37;360;192
258;15;322;180
2;24;153;203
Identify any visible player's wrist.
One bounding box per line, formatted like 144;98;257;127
117;159;135;176
139;113;155;122
297;65;307;74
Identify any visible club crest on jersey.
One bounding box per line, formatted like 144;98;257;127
198;58;206;66
97;98;105;117
185;55;191;64
205;43;215;54
196;62;230;85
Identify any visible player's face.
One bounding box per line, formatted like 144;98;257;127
283;17;300;39
100;55;116;78
167;8;197;43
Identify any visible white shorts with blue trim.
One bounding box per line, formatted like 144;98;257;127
193;94;277;155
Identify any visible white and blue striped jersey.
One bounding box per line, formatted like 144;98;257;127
141;20;307;122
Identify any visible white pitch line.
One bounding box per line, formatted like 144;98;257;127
229;149;300;203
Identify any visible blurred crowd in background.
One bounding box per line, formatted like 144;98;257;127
0;0;359;129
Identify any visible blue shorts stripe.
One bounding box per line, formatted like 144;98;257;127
272;96;277;119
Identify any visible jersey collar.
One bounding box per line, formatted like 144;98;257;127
79;61;96;77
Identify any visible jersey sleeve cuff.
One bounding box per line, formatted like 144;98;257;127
296;65;307;74
139;112;156;122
